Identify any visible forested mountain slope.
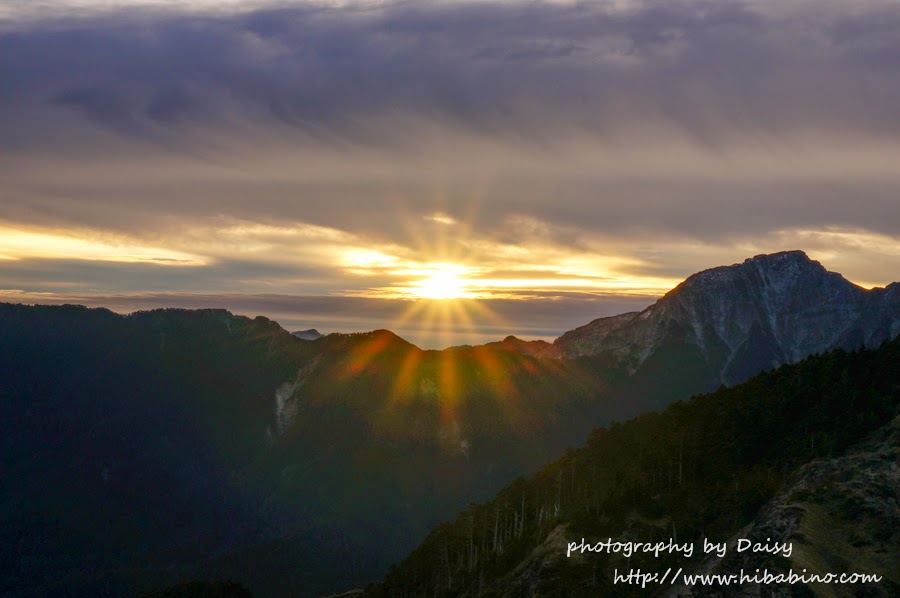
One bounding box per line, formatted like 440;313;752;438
369;337;900;597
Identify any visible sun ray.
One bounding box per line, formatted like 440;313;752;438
437;349;460;425
472;345;517;402
389;345;423;405
341;330;394;377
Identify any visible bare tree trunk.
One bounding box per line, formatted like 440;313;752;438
520;494;526;537
444;540;452;590
571;455;576;495
466;513;475;573
493;504;500;552
556;470;562;515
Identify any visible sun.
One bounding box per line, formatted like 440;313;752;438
411;267;470;300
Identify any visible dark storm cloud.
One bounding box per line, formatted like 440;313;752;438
3;0;900;147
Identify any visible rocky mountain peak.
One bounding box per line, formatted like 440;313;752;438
671;250;842;297
553;251;899;390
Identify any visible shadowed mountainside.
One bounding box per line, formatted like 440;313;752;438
368;336;900;597
0;304;620;597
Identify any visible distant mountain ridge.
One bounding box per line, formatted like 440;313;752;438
452;335;557;358
553;250;899;387
291;328;323;341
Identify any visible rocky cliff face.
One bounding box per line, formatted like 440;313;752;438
554;251;900;386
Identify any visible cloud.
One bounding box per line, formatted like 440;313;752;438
0;215;683;296
1;0;899;327
3;0;900;147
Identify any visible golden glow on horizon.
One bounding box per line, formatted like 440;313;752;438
3;216;896;305
0;225;205;265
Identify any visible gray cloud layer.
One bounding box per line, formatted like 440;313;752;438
4;1;900;147
2;0;899;342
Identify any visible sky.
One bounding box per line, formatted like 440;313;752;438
2;0;899;348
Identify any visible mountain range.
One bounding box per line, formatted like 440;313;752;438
1;250;897;597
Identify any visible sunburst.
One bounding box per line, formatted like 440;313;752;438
408;265;472;300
